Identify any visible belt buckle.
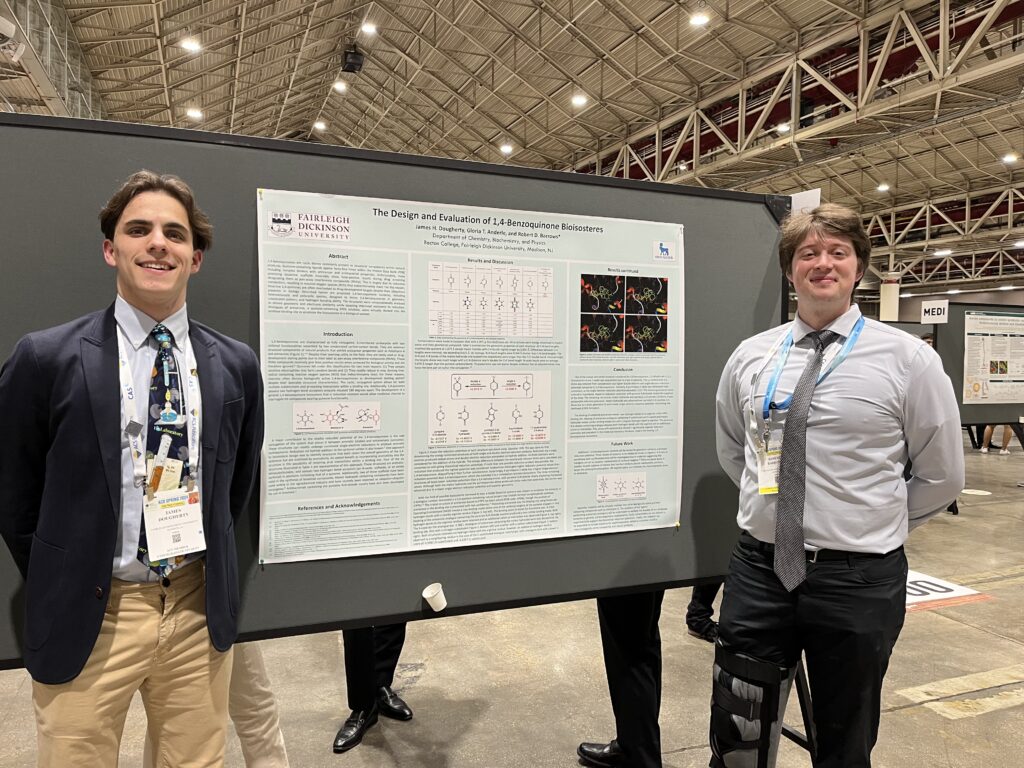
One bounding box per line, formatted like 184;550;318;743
808;549;820;563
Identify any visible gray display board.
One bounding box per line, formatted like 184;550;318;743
936;303;1024;424
0;114;786;666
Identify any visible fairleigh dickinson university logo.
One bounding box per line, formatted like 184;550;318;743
269;211;352;241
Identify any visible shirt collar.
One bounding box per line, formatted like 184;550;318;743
114;295;190;352
792;303;861;344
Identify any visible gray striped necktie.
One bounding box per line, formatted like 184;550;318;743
774;329;838;591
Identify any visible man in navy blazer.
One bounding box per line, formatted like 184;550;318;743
0;170;264;766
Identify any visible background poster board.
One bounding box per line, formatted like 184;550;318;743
0;114;786;666
961;310;1024;405
933;303;1024;425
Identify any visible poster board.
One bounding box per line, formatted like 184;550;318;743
934;303;1024;423
0;113;786;665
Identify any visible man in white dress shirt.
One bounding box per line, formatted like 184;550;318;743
710;203;963;768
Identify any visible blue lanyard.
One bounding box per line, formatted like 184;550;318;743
761;316;865;422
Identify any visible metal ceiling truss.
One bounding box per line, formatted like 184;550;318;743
574;0;1024;186
864;180;1024;287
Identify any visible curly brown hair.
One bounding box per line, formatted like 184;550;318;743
99;170;213;252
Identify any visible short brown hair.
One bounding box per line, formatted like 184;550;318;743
778;203;870;289
99;170;213;252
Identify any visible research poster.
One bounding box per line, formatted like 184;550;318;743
962;310;1024;404
256;189;684;563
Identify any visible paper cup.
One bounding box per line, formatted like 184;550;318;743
422;582;447;612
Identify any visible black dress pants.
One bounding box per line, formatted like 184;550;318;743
717;535;907;768
597;590;665;768
342;623;407;711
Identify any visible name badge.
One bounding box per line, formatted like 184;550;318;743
757;432;782;495
142;488;206;561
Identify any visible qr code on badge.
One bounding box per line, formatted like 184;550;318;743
172;532;181;544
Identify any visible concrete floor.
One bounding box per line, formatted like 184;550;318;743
1;440;1022;767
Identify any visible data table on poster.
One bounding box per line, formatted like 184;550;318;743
427;262;554;337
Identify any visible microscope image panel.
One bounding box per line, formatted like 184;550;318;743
624;276;669;316
623;314;668;353
580;274;624;314
580;313;624;353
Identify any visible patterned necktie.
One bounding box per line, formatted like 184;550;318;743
137;323;189;575
774;329;838;591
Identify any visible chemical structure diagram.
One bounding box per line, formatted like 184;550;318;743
450;372;533;400
321;404;347;426
595;471;648;502
292;401;379;433
357;407;380;427
428;370;549;446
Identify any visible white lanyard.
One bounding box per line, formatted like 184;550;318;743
116;327;201;488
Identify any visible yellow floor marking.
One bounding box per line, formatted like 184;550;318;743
923;688;1024;720
896;664;1024;704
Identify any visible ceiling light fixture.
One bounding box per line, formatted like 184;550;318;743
1002;152;1019;163
1014;240;1024;248
690;0;710;26
899;292;912;298
678;162;687;171
360;22;377;35
947;288;961;294
876;182;890;192
499;143;514;155
999;285;1015;291
571;93;587;107
333;80;348;93
775;122;791;134
186;108;203;120
933;248;952;256
313;121;326;131
180;37;201;53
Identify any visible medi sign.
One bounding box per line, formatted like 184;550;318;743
921;299;949;324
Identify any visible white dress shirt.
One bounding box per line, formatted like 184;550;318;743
716;304;964;553
112;295;202;581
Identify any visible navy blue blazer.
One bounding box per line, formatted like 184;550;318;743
0;305;264;684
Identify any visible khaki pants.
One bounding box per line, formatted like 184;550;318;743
143;642;290;768
32;560;233;767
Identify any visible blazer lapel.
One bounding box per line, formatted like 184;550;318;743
81;306;121;520
192;325;223;513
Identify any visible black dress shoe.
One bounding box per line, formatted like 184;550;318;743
377;685;414;720
577;739;625;767
332;708;379;753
